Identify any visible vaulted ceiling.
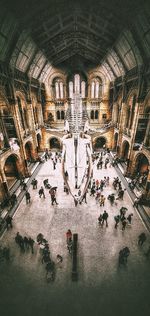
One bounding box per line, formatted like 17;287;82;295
1;0;150;81
4;0;146;66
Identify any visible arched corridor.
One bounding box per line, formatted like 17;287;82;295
4;154;20;188
121;140;130;160
49;137;61;150
93;137;106;150
25;141;34;162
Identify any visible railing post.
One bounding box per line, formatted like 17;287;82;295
72;233;78;281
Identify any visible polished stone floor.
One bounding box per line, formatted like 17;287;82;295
0;156;150;316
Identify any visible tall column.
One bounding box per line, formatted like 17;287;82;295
0;168;10;197
11;101;31;177
145;167;150;198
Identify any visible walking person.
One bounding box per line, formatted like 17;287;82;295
122;218;127;231
50;189;58;205
98;214;103;226
39;186;45;198
100;195;106;207
24;236;29;250
5;215;13;229
138;232;146;246
102;210;109;227
127;213;133;225
66;229;72;244
25;191;31;204
114;215;120;229
28;237;35;254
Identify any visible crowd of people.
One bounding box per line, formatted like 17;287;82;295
0;147;149;278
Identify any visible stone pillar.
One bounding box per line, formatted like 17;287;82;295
0;168;10;197
145;167;150;198
11;101;31;177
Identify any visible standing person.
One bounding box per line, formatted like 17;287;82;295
127;213;133;225
114;215;120;229
122;218;127;231
50;189;58;205
100;195;106;207
39;186;45;198
106;176;109;185
102;210;109;227
28;237;35;254
31;178;36;189
98;214;103;225
66;229;72;244
53;160;56;170
25;191;31;204
24;236;29;250
67;239;73;254
33;179;38;189
138;233;146;246
6;215;13;229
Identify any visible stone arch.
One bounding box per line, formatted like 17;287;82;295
121;140;130;159
56;110;60;120
90;110;94;120
93;136;107;150
0;91;18;147
61;110;65;120
49;137;62;150
4;154;20;188
133;153;150;175
95;110;99;119
47;71;66;99
24;141;34;161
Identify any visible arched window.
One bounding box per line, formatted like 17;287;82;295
91;110;94;119
95;110;99;119
74;74;80;93
55;82;59;99
55;80;64;99
81;81;86;98
91;81;95;98
60;81;64;99
91;78;102;98
57;111;60;120
69;81;73;98
95;81;99;98
61;111;64;120
24;108;29;128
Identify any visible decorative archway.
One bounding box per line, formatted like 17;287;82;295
134;153;149;175
56;110;60;120
49;137;61;150
4;154;20;188
93;136;106;150
121;140;130;159
25;141;34;161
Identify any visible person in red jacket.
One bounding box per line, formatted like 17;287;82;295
66;229;72;243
